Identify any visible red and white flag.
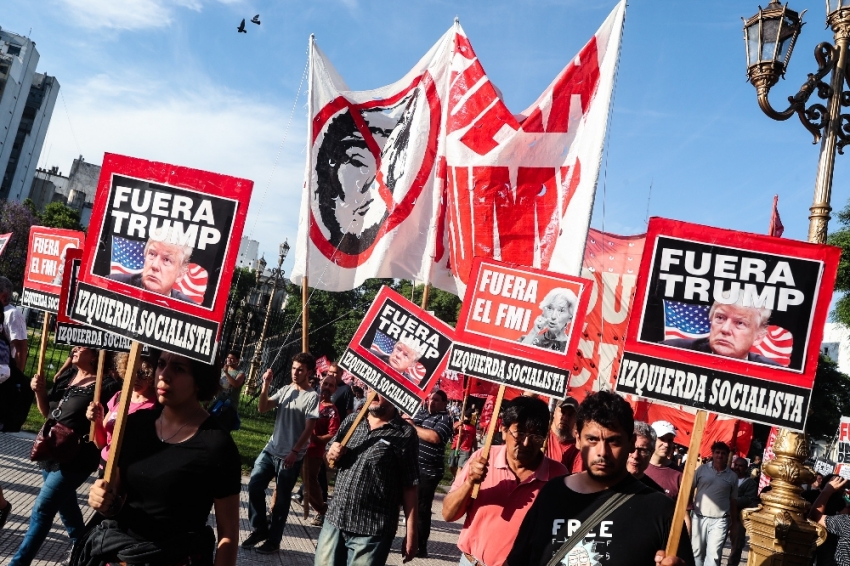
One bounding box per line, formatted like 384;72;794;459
174;263;209;304
443;3;626;293
292;2;626;295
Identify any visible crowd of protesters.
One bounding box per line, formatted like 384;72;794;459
0;310;823;566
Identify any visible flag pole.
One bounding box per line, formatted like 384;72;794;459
471;384;506;499
301;33;315;355
89;350;107;439
103;341;143;483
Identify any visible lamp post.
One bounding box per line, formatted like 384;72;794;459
247;240;290;391
741;1;845;562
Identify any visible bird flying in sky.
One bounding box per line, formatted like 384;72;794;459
251;15;261;25
237;19;247;33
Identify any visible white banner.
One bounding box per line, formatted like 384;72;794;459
292;1;626;295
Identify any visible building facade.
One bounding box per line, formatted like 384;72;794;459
0;28;58;202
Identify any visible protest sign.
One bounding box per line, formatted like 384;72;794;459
316;355;330;375
21;226;84;313
71;154;252;363
758;426;779;494
615;218;840;431
337;286;454;415
836;416;850;479
448;258;591;398
814;458;836;477
0;232;12;257
55;249;136;353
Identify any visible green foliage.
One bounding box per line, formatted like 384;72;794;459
829;201;850;326
22;198;39;218
396;280;462;326
0;200;39;290
40;202;83;231
228;267;257;304
807;355;850;440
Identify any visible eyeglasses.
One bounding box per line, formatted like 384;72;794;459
506;428;546;446
631;447;651;457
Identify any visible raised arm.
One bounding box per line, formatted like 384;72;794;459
257;370;278;413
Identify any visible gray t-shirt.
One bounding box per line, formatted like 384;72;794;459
265;385;319;459
693;463;738;518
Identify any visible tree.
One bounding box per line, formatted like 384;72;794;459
807;355;850;440
0;200;38;290
40;202;83;231
828;199;850;326
396;281;462;326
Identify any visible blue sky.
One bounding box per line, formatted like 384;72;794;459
5;0;849;276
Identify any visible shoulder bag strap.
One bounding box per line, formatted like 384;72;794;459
545;482;648;566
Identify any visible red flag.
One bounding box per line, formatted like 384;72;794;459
750;325;793;367
769;195;784;237
174;263;209;304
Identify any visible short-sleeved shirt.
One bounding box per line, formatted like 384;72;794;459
693;464;738;517
451;445;568;566
117;408;242;541
218;368;243;405
326;413;419;536
545;429;584;473
644;462;683;499
507;475;695;566
266;385;319;459
306;402;340;459
412;407;453;478
824;514;850;565
4;303;26;362
453;423;476;452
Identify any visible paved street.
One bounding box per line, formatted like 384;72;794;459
0;432;461;566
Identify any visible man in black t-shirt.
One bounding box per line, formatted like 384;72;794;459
506;392;694;566
327;362;353;417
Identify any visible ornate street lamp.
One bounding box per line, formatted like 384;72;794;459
247;240;290;391
741;1;849;562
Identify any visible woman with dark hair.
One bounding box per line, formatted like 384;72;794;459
10;347;119;566
809;475;850;566
75;351;241;566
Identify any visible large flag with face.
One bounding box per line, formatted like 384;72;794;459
291;1;626;294
290;30;454;292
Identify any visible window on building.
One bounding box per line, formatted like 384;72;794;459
6;45;21;57
0;63;8;75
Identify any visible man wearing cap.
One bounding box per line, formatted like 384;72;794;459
645;421;684;500
545;397;584;473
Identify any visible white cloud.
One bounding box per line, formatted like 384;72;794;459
55;0;240;31
42;70;308;257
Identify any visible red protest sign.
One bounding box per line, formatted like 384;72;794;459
71;153;253;364
448;258;592;398
338;286;455;415
21;226;85;313
616;218;840;432
316;355;330;375
0;232;12;257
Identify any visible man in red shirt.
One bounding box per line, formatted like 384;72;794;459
443;396;567;566
449;413;477;478
644;420;684;500
545;397;583;473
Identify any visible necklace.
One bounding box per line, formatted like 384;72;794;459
157;412;198;443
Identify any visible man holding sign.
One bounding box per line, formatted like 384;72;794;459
505;392;693;566
316;393;419;565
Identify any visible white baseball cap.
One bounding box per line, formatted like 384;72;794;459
651;420;677;439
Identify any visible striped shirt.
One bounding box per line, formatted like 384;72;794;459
412;407;453;478
325;412;419;536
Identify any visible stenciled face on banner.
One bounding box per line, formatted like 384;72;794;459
21;226;84;313
337;286;454;415
449;258;591;398
309;74;440;266
616;218;840;432
72;154;252;364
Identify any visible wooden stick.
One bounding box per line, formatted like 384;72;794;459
327;389;377;469
302;276;309;353
471;384;506;499
455;377;471;454
420;284;431;310
103;342;143;484
665;409;708;557
89;350;107;439
36;314;50;378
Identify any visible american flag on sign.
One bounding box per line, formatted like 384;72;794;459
111;236;145;275
750;326;793;367
370;330;426;383
663;300;711;341
174;264;208;304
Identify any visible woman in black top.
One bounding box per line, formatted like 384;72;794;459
78;352;241;566
10;346;118;566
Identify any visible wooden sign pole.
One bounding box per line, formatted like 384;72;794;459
302;277;309;353
455;377;472;454
665;409;708;557
327;389;377;469
103;342;143;484
36;314;50;378
471;384;506;499
89;350;107;439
